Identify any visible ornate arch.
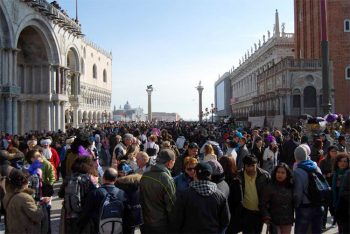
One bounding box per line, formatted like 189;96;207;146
15;14;60;64
0;2;14;48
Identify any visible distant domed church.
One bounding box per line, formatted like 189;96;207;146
112;101;146;122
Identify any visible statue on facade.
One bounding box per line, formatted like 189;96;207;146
263;35;266;43
258;40;261;47
251;47;253;54
267;30;270;39
282;23;286;35
239;59;241;65
254;43;257;51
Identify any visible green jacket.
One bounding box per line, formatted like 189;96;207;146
42;158;56;185
140;164;176;231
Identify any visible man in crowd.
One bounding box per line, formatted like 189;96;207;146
79;167;127;233
238;154;270;234
236;137;249;170
140;149;176;233
112;133;133;168
171;162;230;233
293;144;324;234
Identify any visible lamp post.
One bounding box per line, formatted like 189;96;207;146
196;81;204;123
146;85;153;122
210;103;217;123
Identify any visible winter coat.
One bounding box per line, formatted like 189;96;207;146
281;139;299;168
319;156;335;185
237;167;271;209
171;180;230;233
262;147;279;174
251;146;264;168
236;145;249;170
293;160;322;207
140;163;176;232
211;174;230;199
115;173;143;228
78;184;127;233
336;170;350;233
261;182;294;225
227;177;243;234
174;172;193;192
3;188;43;234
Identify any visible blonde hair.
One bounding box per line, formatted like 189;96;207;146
204;144;215;155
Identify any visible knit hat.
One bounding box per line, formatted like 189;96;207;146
294;145;309;162
207;160;224;176
156;149;176;164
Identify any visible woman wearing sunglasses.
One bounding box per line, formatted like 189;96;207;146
173;157;198;192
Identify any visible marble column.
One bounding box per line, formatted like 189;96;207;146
33;101;38;130
55;101;60;131
316;95;320;116
12;98;18;134
20;100;26;134
300;94;304;115
73;107;79;128
5;97;13;134
0;98;4;131
60;102;66;132
32;66;36;94
12;49;18;86
55;66;61;94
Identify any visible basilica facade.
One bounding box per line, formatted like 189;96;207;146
0;0;112;134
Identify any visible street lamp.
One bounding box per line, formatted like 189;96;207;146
210;103;217;123
196;81;204;123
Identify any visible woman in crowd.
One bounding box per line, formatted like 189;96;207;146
125;144;139;171
173;157;198;192
3;169;43;233
144;134;159;165
319;145;338;228
26;149;56;233
219;156;242;234
261;163;294;234
332;153;350;233
251;136;264;168
203;144;217;162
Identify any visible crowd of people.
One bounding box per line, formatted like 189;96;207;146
0;119;349;234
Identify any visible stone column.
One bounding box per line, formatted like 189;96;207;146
316;95;320;116
0;98;4;131
300;94;304;115
20;100;26;134
12;49;18;86
146;86;154;122
73;107;79;128
57;67;61;94
196;83;204;122
5;96;13;134
60;102;66;132
55;101;60;131
32;66;36;94
32;101;38;130
12;98;18;134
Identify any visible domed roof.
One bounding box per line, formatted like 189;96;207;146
124;101;131;110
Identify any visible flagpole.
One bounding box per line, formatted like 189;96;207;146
76;0;78;22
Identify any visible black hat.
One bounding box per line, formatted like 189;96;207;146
195;162;212;180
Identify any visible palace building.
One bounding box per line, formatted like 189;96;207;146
0;0;112;134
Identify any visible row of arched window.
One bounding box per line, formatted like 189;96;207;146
80;58;107;82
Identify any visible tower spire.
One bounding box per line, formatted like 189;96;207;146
274;9;280;37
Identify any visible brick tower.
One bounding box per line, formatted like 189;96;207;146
294;0;350;115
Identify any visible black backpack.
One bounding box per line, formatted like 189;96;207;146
300;167;331;206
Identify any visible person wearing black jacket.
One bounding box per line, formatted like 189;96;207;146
78;168;128;233
280;132;300;168
251;136;264;168
171;162;230;233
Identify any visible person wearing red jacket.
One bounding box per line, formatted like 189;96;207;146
40;138;60;180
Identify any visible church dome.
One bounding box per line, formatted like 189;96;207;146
124;101;131;110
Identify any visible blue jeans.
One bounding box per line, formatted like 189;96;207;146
295;206;323;234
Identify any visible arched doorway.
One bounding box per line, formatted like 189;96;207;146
304;86;317;116
17;26;51;133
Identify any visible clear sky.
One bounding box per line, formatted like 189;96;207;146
58;0;294;120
